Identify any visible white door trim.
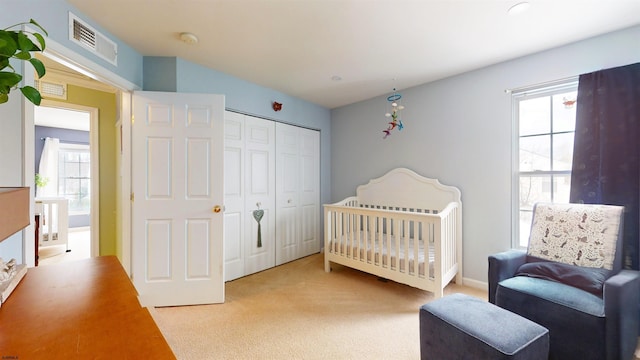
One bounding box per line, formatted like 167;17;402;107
38;100;100;258
22;27;138;268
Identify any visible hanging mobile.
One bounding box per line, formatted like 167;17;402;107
253;203;264;248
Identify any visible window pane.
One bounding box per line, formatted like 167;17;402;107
553;174;571;203
552;132;574;171
552;91;577;133
64;178;80;195
519;97;550;136
65;162;79;177
515;82;577;249
519;175;553;209
520;134;550;171
80;162;91;178
519;210;533;247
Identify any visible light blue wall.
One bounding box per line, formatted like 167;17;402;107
144;56;332;215
1;0;144;87
1;1;331;262
330;25;640;285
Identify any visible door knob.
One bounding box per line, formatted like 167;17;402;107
213;205;221;213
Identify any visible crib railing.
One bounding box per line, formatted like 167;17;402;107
35;197;69;251
324;198;460;283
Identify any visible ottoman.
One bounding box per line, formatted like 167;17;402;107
419;293;548;360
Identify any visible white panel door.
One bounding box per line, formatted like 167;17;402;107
132;91;225;307
223;111;245;281
298;128;320;257
276;122;300;265
243;115;276;275
276;123;320;265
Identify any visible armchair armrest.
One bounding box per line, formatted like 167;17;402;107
488;250;527;304
604;270;640;360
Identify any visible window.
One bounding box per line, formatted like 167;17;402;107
58;143;91;215
512;81;578;248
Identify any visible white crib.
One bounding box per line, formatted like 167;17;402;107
35;197;69;251
324;168;462;298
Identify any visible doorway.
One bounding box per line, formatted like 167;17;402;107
34;103;98;265
21;43;130;269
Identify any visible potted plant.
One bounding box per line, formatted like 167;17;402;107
0;19;47;105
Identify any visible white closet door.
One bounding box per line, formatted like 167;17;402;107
224;112;276;281
223;111;245;281
275;123;320;265
243;115;276;275
276;123;301;265
298;128;320;258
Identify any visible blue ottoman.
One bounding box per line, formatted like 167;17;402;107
420;293;548;360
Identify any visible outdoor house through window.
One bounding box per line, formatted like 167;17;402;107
512;80;578;248
58;143;91;215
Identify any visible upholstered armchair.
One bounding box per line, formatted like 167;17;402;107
489;203;639;360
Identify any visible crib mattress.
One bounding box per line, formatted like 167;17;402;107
328;232;435;278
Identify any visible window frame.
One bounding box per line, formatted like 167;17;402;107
57;142;91;216
511;79;578;249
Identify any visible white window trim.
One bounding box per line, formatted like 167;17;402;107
511;78;579;250
58;142;91;216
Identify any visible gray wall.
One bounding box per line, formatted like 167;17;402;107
330;25;640;286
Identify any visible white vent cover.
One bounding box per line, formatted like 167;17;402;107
69;12;118;66
34;79;67;100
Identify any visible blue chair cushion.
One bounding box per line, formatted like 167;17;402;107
516;261;611;296
497;276;606;360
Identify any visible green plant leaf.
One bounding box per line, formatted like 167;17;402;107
0;71;22;88
14;51;31;60
0;31;18;57
29;19;48;37
17;32;33;51
0;19;47;106
20;85;41;105
33;33;46;51
30;57;46;78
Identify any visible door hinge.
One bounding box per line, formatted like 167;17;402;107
130;192;134;202
131;115;134;125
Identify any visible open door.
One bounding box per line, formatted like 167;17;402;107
132;91;225;307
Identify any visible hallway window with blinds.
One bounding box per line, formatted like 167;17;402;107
58;143;91;215
512;80;578;248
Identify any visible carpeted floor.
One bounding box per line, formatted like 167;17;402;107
37;228;91;266
150;253;486;359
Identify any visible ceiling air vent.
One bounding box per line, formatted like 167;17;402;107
69;12;118;66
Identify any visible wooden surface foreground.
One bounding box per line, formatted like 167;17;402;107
0;256;175;359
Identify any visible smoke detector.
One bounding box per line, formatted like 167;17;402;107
180;32;198;45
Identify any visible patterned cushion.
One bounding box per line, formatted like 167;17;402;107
527;203;623;270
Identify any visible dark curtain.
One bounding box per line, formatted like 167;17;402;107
570;62;640;270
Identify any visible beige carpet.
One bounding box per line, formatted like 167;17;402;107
150;253;486;359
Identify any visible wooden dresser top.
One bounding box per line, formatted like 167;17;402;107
0;256;175;359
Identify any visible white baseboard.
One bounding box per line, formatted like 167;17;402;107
462;277;488;292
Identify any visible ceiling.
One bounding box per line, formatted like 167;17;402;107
35;105;90;131
65;0;640;109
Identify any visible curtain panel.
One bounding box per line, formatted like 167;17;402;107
570;62;640;269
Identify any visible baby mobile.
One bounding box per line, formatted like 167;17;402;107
382;88;405;139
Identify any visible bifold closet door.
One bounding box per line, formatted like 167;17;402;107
223;111;275;281
275;122;320;265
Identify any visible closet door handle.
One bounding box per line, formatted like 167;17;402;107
213;205;222;213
